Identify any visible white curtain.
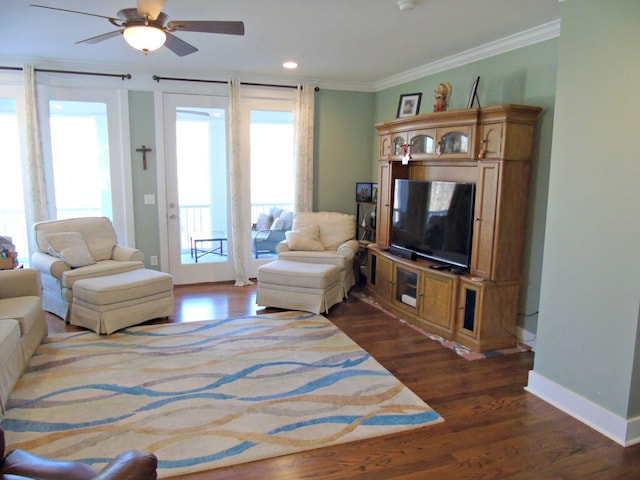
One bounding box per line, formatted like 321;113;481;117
23;65;49;221
228;78;253;286
23;65;50;252
294;83;315;213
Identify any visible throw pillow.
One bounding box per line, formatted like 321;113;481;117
270;217;285;230
45;232;96;268
279;210;294;231
269;207;283;220
255;213;273;230
285;224;325;251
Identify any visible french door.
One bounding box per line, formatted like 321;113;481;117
162;93;235;284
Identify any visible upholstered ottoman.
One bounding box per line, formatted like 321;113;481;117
257;260;343;314
70;269;175;335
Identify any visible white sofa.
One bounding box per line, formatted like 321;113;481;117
0;268;47;416
275;212;359;296
31;217;145;320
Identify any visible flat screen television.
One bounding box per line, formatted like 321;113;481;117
391;179;476;269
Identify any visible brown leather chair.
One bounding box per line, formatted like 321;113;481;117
0;427;158;480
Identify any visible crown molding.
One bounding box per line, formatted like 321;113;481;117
2;20;561;94
372;19;561;92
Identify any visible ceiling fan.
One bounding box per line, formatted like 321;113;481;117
31;0;245;57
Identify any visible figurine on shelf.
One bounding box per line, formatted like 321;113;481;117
433;82;451;112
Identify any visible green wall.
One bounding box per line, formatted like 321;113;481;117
373;39;559;335
314;89;375;214
129;90;160;271
534;0;640;421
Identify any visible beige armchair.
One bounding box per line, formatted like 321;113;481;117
276;212;359;296
30;217;144;320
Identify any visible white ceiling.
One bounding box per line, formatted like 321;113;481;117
1;0;561;91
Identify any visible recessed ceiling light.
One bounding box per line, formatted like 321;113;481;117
283;61;298;69
397;1;416;11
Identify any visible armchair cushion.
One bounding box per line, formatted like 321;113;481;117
285;224;324;251
0;268;42;299
34;217;119;262
290;212;355;251
45;232;96;268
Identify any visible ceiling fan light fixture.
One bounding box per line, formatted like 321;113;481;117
123;25;166;53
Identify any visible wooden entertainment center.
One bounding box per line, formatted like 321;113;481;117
367;104;541;352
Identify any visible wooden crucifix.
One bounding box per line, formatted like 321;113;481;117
136;145;152;170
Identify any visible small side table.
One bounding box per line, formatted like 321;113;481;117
190;231;228;262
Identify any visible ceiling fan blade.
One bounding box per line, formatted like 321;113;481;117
164;32;198;57
167;20;245;36
76;30;123;45
30;4;119;23
136;0;166;21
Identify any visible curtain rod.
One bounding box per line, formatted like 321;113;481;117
152;75;319;91
0;66;131;80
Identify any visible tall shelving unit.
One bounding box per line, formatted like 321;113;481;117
367;104;541;352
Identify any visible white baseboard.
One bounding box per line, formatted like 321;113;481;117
516;327;536;349
526;371;640;447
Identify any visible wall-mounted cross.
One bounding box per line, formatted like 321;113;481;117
136;145;152;170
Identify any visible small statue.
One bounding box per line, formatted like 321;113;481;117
433;82;451;112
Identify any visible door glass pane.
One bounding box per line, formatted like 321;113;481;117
250;110;294;259
441;131;468;154
0;98;28;266
411;134;434;154
176;107;227;264
49;100;112;219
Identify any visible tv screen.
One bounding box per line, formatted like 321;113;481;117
391;179;476;269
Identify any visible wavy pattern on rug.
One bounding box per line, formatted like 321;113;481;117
1;311;442;478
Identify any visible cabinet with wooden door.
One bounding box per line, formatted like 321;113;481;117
368;247;459;340
375;160;409;248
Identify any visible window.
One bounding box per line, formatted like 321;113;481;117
0;97;28;265
250;109;294;219
49;100;112;219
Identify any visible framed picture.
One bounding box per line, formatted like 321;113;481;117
467;76;480;109
356;183;373;202
396;93;422;118
371;183;378;203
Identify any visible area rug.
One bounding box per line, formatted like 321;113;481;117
1;311;442;478
353;291;531;360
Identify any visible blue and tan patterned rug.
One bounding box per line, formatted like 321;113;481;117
1;311;442;478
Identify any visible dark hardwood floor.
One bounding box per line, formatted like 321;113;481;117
46;283;640;479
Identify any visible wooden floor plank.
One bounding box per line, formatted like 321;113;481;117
44;282;640;479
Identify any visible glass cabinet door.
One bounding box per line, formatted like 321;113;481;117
391;133;408;158
394;266;419;311
437;126;473;159
410;133;435;156
441;131;468;154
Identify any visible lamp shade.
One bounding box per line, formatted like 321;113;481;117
123;25;166;53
